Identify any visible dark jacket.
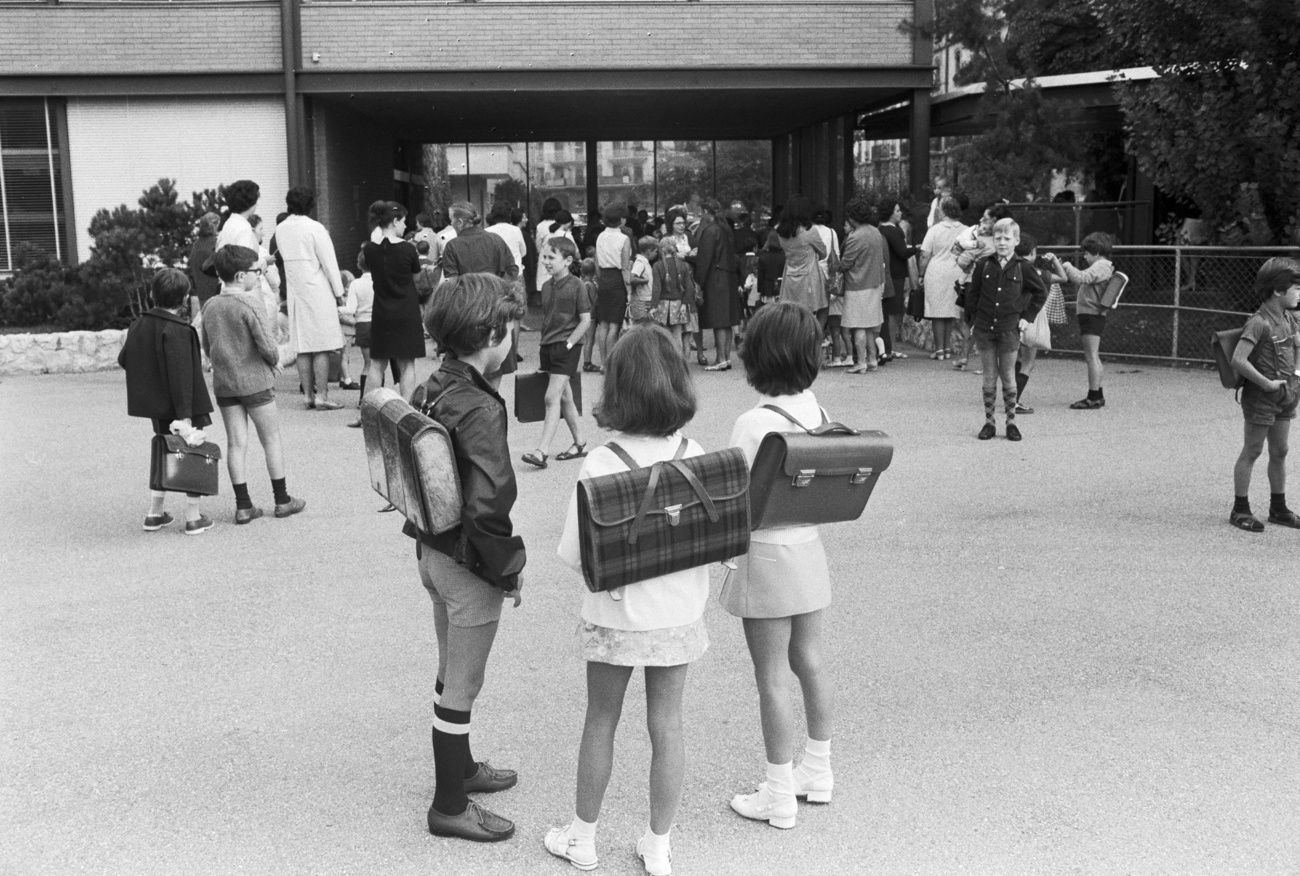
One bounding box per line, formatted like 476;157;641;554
441;225;520;281
405;358;525;590
188;236;222;304
879;223;917;285
756;248;785;299
117;309;214;423
965;253;1048;332
693;218;739;288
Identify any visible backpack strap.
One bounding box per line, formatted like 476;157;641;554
605;438;694;544
605;441;639;471
761;404;856;436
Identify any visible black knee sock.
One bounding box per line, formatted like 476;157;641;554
1016;370;1029;401
358;374;367;400
882;329;893;357
232;482;253;510
434;678;444;705
1271;493;1288;514
1233;495;1252;515
271;477;290;505
431;706;471;816
1087;388;1102;401
391;360;401;383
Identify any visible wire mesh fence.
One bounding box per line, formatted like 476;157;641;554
1037;246;1298;363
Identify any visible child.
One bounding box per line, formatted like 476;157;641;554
593;204;633;372
118;267;216;535
627;236;657;324
548;325;708;876
202;244;306;522
336;269;360;391
755;230;785;308
1012;233;1066;414
410;273;527;842
345;246;375;428
521;236;590;468
964;218;1046;442
651;237;696;361
1045;232;1116;409
1229;257;1300;532
579;258;601;373
722;302;835;831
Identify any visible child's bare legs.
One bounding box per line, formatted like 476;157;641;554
582;321;597;366
596;322;619;370
575;662;633;823
367;357;415;400
537;374;583;456
741;613;832;764
669;324;687;359
829;317;846;362
1082;333;1103;391
959;320;977;364
296;351;333;406
1235;420;1289;497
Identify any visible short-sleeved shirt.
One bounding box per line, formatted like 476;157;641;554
540;272;590;346
630;254;653;303
1241;309;1300;382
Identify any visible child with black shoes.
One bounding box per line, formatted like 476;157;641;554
1229;257;1300;532
410;274;527;842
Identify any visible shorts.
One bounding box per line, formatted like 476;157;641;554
1078;313;1107;337
354;321;372;348
973;326;1021;356
216;388;275;409
540;340;581;377
1241;381;1300;427
418;544;506;628
627;299;654;324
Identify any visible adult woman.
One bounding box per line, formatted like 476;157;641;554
274;186;347;409
538;208;577;251
215;179;261;253
838;199;888;373
917;196;967;360
665;208;703;364
878;201;918;362
535;197;564;256
188;212;222;321
775;196;828;325
693;199;741;371
363;200;425;401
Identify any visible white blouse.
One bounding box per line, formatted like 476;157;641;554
729;390;825;545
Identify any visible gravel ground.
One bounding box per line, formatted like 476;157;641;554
2;335;1297;876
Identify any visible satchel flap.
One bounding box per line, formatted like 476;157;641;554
579;447;749;527
162;434;222;462
763;431;893;478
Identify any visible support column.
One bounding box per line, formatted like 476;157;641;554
585;139;598;219
281;0;305;188
909;88;931;201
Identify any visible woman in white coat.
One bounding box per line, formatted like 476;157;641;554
274;186;347;410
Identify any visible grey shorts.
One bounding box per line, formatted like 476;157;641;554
418;545;505;628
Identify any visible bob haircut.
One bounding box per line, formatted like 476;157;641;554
224;179;260;215
594;324;697;437
845;198;874;225
285;186;316;216
539;197;562;223
764;230;782;251
740;301;821;396
1080;231;1113;257
543;236;579;263
1014;231;1038;258
213;244;260;283
665;208;688;232
602;202;628;226
940;196;963;220
1255;256;1300;301
424;273;526;357
776;196;816;238
151;267;192;309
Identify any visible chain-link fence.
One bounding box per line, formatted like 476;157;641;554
1010;202;1149;248
1037;246;1298;363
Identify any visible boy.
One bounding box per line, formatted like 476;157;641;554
627;236;657;324
1229;257;1300;532
1046;233;1116;409
964;218;1046;441
409;274;527;842
202;244;306;522
345;246;375;428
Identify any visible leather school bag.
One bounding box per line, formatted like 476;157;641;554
360;387;463;535
748;405;894;530
576;438;750;593
1212;327;1246;390
150;434;222;496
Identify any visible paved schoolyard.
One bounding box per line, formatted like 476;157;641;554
2;336;1297;876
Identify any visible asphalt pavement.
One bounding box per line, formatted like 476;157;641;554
2;336;1297;876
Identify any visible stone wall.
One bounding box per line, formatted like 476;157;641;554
0;330;127;376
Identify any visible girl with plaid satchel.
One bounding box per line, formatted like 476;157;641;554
548;325;709;876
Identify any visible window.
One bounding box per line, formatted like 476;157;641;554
1;98;67;271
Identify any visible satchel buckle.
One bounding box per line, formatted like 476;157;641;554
792;470;816;487
851;467;873;485
664;504;682;526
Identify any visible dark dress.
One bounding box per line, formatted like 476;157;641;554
694;218;740;330
879;223;917;316
187;237;221;305
364;238;425;360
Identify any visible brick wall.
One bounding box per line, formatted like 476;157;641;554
301;1;914;70
0;4;281;75
311;100;395;268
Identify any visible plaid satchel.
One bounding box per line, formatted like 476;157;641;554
577;438;751;593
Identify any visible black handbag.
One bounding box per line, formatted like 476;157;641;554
514;371;582;423
149;434;222;496
747;405;893;530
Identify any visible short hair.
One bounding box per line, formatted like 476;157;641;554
1080;231;1113;257
539;197;562;222
197;212;220;237
151;267;191;308
638;236;658;255
224;179;260;214
510;207;526;225
416;239;430;255
602;203;627;226
369;200;406;229
424;273;526;357
449;200;479;226
544;236;579;263
487;202;513;225
213;244;259;283
764;230;782;251
739;302;821;396
594;325;697;437
1255;257;1300;299
416;212;432;227
992;218;1020;240
666;208;688;231
285;186;316;216
701;198;722;216
248;214;262;229
940;196;963;220
1014;231;1038;257
845;198;874;225
579;257;597;279
984;203;1014;223
549;209;574;233
356;246;368;273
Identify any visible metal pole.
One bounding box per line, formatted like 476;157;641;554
1074;204;1081;247
0;119;11;271
44;99;61;261
1171;245;1181;359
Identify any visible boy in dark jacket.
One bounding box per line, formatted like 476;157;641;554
964;218;1047;442
118;268;216;534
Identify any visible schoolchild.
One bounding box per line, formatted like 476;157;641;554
345;246;376;428
755;230;785;307
651;237;697;361
964;218;1046;441
579;258;601;373
1045;232;1116;408
1229;257;1300;532
118;267;216;535
721;302;837;830
409;273;527;842
627;236;658;324
521;236;591;469
548;325;709;876
593;204;634;372
201;244;306;522
1012;233;1066;414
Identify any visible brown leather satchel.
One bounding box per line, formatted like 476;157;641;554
514;371;582;423
361;388;463;534
149;434;221;496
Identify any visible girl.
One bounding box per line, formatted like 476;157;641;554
580;258;601;373
548;325;709;876
522;236;590;468
345;246;376;428
651;237;696;361
1013;233;1065;414
723;302;835;830
363;200;424;401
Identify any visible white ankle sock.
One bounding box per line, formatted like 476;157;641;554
800;738;832;775
766;761;795;798
570;815;597;844
640;825;670;854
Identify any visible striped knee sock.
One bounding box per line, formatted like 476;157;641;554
982;386;997;423
431;705;471;816
1003;383;1018;422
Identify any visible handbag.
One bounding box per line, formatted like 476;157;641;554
1044;283;1068;324
361;387;464;534
576;438;750;593
907;280;927;321
514;371;582;423
1020;305;1052;352
149;434;222;496
747;405;893;530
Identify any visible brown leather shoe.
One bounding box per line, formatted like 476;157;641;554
427;800;515;842
463;761;517;794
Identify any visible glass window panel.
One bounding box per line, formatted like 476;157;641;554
0;98;63;270
528;141;586;226
715;139;773;228
420;143;455;229
655;140;713;224
596;140;653;229
461;142;527;218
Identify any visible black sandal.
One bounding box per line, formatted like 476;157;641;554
1230;511;1264;532
521;451;548;469
555;442;588;461
1069;397;1105;409
1267;509;1300;528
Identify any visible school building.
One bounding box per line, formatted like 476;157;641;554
0;0;936;270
